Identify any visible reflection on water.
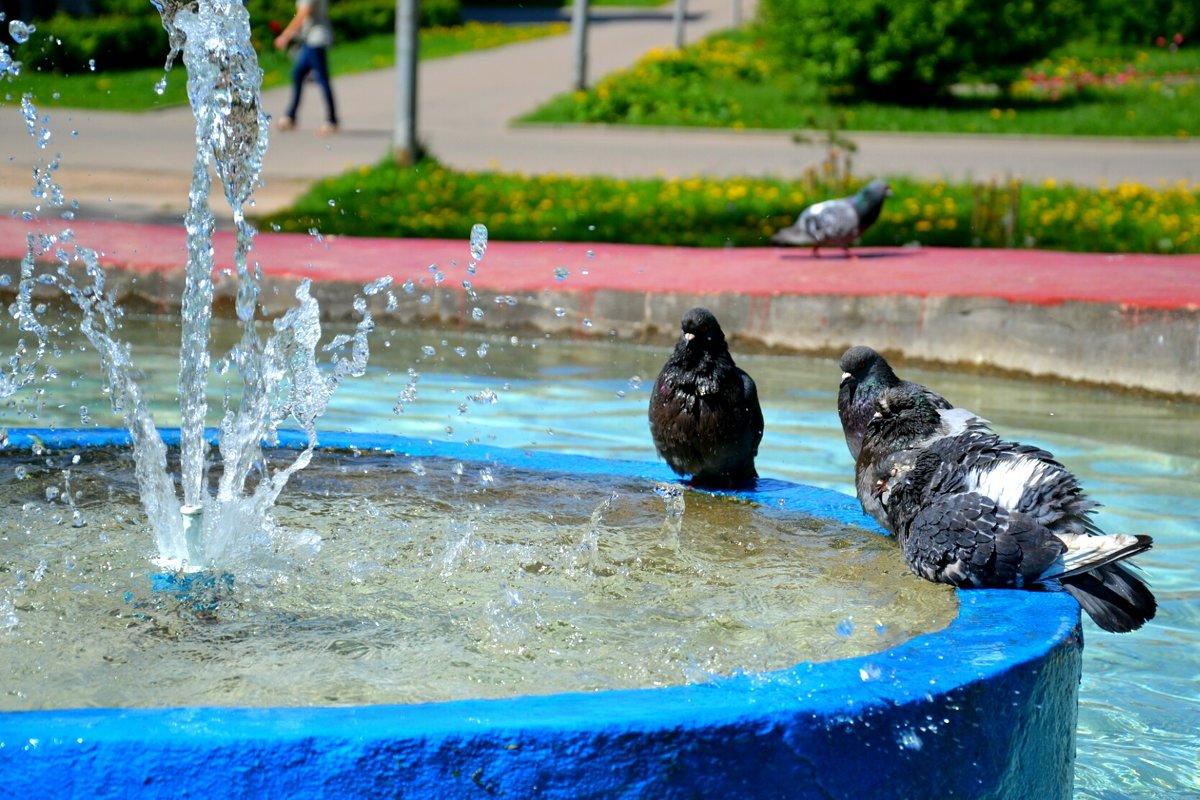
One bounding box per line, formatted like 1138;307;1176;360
1;316;1197;797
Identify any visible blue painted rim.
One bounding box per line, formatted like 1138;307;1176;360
0;428;1081;778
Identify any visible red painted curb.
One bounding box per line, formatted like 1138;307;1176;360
4;218;1199;310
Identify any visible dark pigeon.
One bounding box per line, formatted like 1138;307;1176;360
649;308;764;487
837;345;955;463
854;384;985;531
771;179;892;255
868;390;1156;633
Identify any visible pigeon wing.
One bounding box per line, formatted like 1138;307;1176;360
901;492;1066;589
802;199;860;246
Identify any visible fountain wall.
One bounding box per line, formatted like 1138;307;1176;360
0;429;1081;799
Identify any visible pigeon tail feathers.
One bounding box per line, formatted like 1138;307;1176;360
1062;560;1157;633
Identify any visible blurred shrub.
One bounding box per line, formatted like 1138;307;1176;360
21;12;167;72
19;0;462;73
1089;0;1197;44
758;0;1085;103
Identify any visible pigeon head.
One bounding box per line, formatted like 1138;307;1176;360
677;307;728;353
839;345;899;394
852;180;892;230
861;384;944;458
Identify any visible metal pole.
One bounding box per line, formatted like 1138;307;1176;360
572;0;590;91
394;0;419;165
673;0;686;49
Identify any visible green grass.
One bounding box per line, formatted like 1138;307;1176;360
6;21;567;111
519;28;1200;137
259;158;1200;254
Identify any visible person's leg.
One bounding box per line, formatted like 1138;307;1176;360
283;46;316;125
309;47;338;130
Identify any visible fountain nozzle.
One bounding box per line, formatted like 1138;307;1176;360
180;503;204;569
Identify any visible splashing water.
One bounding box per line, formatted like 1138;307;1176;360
3;0;376;572
7;19;35;44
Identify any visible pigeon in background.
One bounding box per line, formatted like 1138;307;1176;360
854;384;987;531
771;179;892;255
837;345;954;463
869;392;1156;634
649;308;764;487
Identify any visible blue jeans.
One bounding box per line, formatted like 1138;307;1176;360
285;45;338;126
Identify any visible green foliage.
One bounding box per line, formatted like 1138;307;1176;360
260;159;1200;255
522;28;1200;137
758;0;1085;102
13;0;461;75
19;12;167;73
1090;0;1197;44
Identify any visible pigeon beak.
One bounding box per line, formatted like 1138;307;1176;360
684;332;695;342
840;371;851;383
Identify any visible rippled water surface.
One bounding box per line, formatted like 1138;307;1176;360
1;316;1197;798
0;447;954;709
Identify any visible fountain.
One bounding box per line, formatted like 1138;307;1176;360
0;1;1082;797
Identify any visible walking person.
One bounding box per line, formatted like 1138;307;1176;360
274;0;339;135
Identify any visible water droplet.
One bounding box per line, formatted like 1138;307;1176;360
582;318;593;329
363;276;393;296
409;461;426;476
478;467;494;485
858;663;882;682
44;486;60;501
454;346;467;357
154;76;167;96
13;465;27;480
471;307;484;321
586;249;595;258
554;307;566;318
469;223;488;263
896;729;923;751
8;19;35;44
476;343;489;358
875;620;887;637
628;375;642;390
88;59;96;71
834;617;854;638
421;345;436;357
554;267;569;281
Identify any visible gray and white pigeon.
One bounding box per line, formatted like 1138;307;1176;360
854;383;986;532
867;386;1156;633
648;308;764;487
771;179;892;255
837;345;954;463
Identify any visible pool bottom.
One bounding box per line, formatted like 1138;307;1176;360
0;429;1082;800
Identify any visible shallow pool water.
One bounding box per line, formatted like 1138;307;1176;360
0;446;954;709
1;316;1197;798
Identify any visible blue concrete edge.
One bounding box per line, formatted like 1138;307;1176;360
0;428;1083;799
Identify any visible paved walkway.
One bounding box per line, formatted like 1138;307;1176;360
1;0;1198;224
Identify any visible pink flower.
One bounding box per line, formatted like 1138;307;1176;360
1174;33;1184;45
